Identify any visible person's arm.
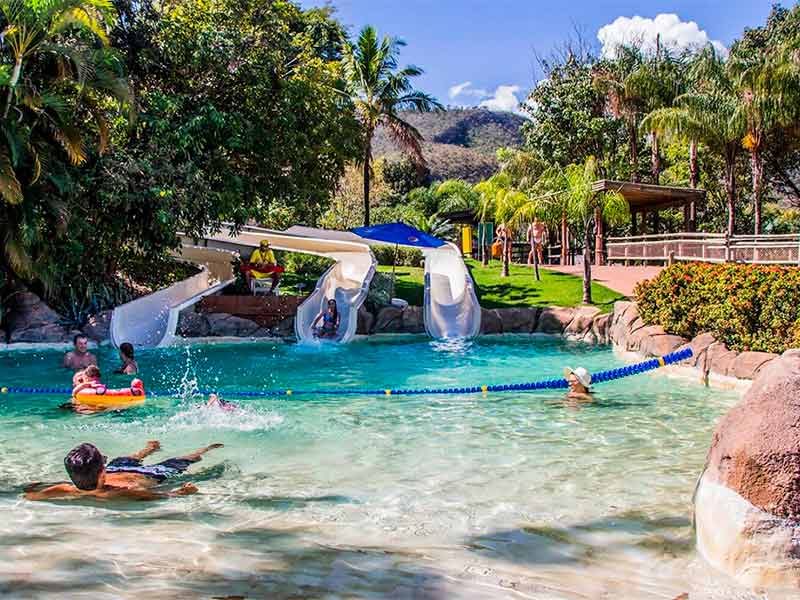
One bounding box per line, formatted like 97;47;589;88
63;353;72;369
311;313;322;328
25;483;75;501
123;363;137;375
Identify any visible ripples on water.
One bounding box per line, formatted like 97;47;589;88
0;336;784;598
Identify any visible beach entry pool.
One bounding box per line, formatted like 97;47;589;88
0;336;779;598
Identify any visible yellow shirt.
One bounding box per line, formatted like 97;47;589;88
249;248;276;266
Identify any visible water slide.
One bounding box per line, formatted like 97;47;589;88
423;242;482;339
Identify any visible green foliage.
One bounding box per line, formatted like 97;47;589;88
280;252;334;278
382;157;428;196
636;262;800;353
365;271;394;311
371;244;424;267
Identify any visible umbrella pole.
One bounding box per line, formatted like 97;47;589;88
391;243;398;299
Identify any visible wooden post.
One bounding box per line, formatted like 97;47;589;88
683;203;691;232
631;210;638;236
594;206;604;266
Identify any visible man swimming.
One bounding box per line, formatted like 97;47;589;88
25;440;223;502
63;334;97;371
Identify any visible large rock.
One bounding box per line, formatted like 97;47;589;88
678;332;718;368
534;307;575;334
695;352;800;588
705;342;739;377
730;351;778;381
401;306;425;333
272;316;295;338
357;306;374;335
479;309;502;334
177;309;210;337
591;313;612;345
639;333;687;358
608;301;639;348
625;324;665;352
6;291;74;343
495;307;538;333
563;306;601;340
82;310;113;342
205;313;261;337
374;306;404;333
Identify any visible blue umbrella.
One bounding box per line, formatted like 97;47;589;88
351;222;445;248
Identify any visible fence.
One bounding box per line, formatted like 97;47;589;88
607;233;800;265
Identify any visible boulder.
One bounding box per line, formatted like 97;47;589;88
82;310;113;342
695;352;800;588
272;316;295;338
374;306;404;333
677;332;717;368
640;334;687;358
609;301;639;348
535;307;575;334
625;324;665;352
479;309;502;335
495;307;538;333
5;291;74;343
563;306;601;339
401;306;425;333
730;351;778;381
705;342;739;377
591;313;612;345
177;310;210;337
357;306;374;335
205;313;261;337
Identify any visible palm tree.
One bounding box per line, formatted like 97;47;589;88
476;173;526;277
642;47;745;236
403;211;454;238
341;26;442;227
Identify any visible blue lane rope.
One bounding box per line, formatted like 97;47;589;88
0;349;693;398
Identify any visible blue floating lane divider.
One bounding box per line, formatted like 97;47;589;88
0;348;693;399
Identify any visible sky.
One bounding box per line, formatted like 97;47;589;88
299;0;779;113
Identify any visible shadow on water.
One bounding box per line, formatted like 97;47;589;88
0;557;120;596
241;494;360;511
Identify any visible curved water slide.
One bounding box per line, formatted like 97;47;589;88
423;242;482;339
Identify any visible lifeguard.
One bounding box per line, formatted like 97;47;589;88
243;240;283;295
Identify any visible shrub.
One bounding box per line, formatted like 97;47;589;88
635;262;800;354
366;271;394;312
281;252;334;278
371;244;424;267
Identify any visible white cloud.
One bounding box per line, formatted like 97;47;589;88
479;85;522;113
448;81;487;99
597;13;727;59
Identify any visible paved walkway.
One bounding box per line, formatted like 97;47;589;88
541;264;663;297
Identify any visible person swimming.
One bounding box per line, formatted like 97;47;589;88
114;342;138;375
312;298;340;339
25;440;223;502
206;393;238;412
564;366;593;401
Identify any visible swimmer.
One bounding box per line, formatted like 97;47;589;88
564;366;593;401
24;440;223;502
71;365;105;396
113;342;138;375
63;334;97;372
206;393;238;412
311;298;340;338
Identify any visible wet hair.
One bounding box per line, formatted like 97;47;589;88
327;299;338;320
119;342;134;360
64;443;105;490
73;334;88;346
83;365;101;379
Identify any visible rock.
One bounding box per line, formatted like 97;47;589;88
495;307;538;333
640;334;687;358
730;351;779;381
357;306;374;335
625;325;665;352
609;301;639;348
177;310;210;337
563;306;601;339
678;332;717;368
272;316;295;337
82;310;113;342
535;307;575;334
581;330;597;344
401;306;425;333
205;313;261;337
374;306;404;333
5;291;74;343
705;342;739;377
695;352;800;588
480;309;502;334
592;313;612;345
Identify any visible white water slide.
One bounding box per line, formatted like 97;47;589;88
423;242;482;339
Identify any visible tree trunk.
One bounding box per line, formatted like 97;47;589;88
628;121;639;183
582;221;592;305
751;146;764;235
724;146;737;236
651;132;660;185
502;237;510;277
362;150;371;227
560;211;568;265
594;206;604;266
533;237;540;281
688;140;698;231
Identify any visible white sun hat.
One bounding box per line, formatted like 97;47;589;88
563;366;592;388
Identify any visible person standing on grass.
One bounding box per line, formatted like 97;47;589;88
527;218;546;265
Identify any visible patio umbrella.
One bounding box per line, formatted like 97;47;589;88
351;222;445;298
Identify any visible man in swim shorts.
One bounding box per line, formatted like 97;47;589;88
63;334;97;371
245;240;283;294
527;217;546;265
25;440;223;501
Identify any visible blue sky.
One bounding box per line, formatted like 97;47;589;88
300;0;778;112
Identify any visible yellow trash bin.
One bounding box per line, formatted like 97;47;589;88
462;226;473;255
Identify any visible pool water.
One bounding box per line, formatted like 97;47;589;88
0;336;781;598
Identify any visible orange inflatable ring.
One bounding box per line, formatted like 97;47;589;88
73;379;146;408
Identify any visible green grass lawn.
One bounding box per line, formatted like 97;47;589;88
377;259;625;311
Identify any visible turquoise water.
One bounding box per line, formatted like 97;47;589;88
0;336;774;598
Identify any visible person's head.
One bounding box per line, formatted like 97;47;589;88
73;334;89;354
260;240;271;251
327;298;337;315
564;367;592;394
533;217;540;225
207;393;220;406
83;365;101;380
64;443;106;490
119;342;134;362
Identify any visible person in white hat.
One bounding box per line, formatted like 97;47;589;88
563;366;593;400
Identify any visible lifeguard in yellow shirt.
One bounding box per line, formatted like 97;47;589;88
245;240;284;294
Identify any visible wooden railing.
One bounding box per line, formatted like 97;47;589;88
607;233;800;265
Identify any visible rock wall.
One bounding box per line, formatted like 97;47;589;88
694;351;800;589
177;307;277;339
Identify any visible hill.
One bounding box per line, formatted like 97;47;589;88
372;108;526;183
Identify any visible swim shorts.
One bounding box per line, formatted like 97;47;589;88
106;456;199;482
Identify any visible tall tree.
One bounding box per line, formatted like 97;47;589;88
476;173;526;277
342;25;441;226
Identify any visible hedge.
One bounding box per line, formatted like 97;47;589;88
635;262;800;354
371;244;424;267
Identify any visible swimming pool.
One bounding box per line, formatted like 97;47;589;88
0;336;777;598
